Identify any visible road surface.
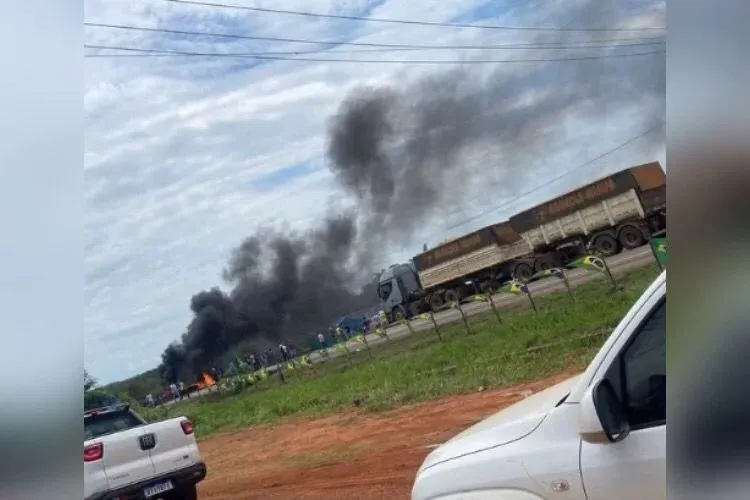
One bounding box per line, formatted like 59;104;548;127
166;246;656;405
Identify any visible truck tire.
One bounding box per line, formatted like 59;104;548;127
428;293;444;312
618;224;645;250
592;233;620;257
479;280;497;294
391;305;407;323
512;262;534;282
533;254;559;273
444;289;461;305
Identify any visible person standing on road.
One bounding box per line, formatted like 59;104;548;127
279;342;290;362
178;380;185;399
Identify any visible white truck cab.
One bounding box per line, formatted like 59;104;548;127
412;271;666;500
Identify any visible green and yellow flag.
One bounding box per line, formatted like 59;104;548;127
354;334;365;344
650;236;667;267
569;255;606;273
300;354;312;366
416;313;432;321
255;368;268;380
499;280;527;295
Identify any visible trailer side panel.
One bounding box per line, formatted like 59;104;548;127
413;226;497;272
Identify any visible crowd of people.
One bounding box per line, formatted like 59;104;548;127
144;315;381;406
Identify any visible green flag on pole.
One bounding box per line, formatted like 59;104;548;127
650;236;668;268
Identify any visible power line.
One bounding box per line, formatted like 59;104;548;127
84;41;666;57
163;0;666;32
85;44;665;64
84;22;665;50
427;122;665;239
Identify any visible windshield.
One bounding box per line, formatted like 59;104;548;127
377;281;393;300
84;409;144;440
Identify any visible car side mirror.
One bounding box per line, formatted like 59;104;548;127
579;379;630;444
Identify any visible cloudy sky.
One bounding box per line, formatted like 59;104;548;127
84;0;665;384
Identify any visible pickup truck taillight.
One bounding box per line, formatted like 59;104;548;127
180;419;194;435
84;442;103;462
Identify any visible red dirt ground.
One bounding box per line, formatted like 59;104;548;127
197;370;578;500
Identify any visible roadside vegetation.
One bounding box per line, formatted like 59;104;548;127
140;265;660;438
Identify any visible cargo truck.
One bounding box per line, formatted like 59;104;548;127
377;161;666;320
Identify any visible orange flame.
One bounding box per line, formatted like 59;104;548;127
202;372;216;386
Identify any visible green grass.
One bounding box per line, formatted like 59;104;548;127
140;266;660;439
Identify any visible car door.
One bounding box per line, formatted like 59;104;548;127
579;295;666;500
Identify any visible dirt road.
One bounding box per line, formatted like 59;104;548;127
197;370;579;499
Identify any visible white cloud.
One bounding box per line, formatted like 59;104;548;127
84;0;665;383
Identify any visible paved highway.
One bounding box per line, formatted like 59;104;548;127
164;246;657;405
310;246;655;359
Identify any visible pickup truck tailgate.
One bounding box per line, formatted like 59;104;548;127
150;418;202;476
100;426;156;490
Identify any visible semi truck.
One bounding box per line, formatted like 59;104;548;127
377;161;666;320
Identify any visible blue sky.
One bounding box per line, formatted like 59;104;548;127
84;0;665;383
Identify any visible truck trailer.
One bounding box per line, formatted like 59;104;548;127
377;161;666;320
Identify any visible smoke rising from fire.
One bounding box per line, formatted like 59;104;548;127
159;0;665;381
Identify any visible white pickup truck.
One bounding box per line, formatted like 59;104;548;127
84;403;207;500
412;270;666;500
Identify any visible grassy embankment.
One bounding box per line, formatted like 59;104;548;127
141;265;660;438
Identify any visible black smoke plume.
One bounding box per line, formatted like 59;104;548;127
159;0;665;382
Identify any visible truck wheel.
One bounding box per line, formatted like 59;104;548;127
479;280;497;294
592;234;620;257
391;305;407;323
512;262;533;282
428;294;444;312
618;225;645;249
444;289;461;305
533;254;558;273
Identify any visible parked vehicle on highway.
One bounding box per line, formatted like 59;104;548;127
334;315;368;335
411;270;666;500
378;162;666;321
84;403;206;500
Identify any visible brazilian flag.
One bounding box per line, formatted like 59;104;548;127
499;280;528;295
569;255;606;273
300;354;312;367
650;237;668;267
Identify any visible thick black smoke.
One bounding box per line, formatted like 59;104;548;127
159;0;665;381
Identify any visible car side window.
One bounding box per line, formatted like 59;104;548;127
607;298;666;429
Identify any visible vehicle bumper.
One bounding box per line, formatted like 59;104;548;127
85;462;206;500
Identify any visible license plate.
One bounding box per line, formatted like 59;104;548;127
143;480;174;497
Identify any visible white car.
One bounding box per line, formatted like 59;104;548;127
412;270;666;500
84;403;207;500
